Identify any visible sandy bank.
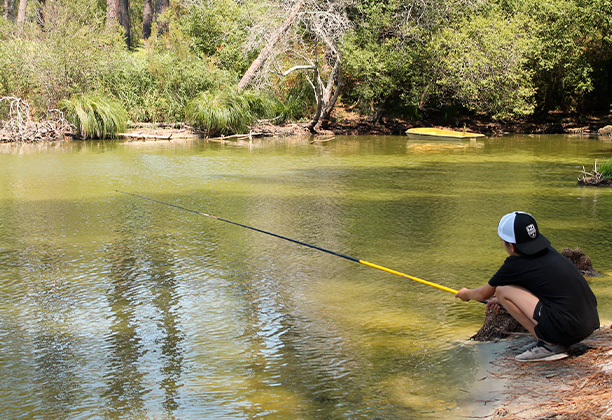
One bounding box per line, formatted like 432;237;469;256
468;325;612;419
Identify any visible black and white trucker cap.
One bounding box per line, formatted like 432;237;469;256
498;211;551;255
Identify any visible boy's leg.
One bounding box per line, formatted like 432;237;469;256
495;285;540;338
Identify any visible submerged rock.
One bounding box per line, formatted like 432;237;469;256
561;247;599;276
471;310;526;342
577;176;612;186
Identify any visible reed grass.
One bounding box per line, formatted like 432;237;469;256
185;90;278;136
598;157;612;178
59;94;128;139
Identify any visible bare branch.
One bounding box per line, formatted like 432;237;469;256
279;65;316;76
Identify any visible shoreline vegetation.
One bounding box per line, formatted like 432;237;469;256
5;1;612;148
3;97;612;185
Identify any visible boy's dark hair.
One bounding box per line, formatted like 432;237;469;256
504;240;524;256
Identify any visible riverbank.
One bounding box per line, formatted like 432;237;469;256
119;114;612;141
469;325;612;419
315;110;612;137
108;107;612;141
4;107;612;143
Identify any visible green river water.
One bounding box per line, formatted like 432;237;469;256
0;135;611;419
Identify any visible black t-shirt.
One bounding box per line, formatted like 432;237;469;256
488;247;599;345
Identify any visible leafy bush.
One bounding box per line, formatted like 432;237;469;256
59;93;128;139
0;0;124;114
100;47;238;122
271;94;309;123
178;0;251;74
270;72;315;122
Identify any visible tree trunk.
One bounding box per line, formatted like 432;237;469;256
319;59;342;128
306;48;342;132
119;0;131;48
155;0;169;34
35;0;44;28
16;0;26;28
3;0;15;20
237;0;305;92
142;0;153;39
107;0;131;48
306;65;323;134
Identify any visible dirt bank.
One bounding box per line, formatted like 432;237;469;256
121;111;612;140
471;326;612;420
250;110;612;137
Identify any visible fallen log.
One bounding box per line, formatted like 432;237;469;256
117;132;172;140
206;132;268;141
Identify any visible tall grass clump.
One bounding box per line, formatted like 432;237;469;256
59;93;128;139
185;89;276;136
599;157;612;178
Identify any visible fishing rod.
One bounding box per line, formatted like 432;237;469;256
116;190;459;296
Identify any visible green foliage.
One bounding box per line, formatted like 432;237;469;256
4;0;612;127
178;0;251;74
342;32;413;116
59;93;128;139
497;0;596;113
0;0;125;115
185;89;276;136
430;13;536;119
341;0;498;119
341;1;417;116
99;47;237;122
271;94;309;123
269;72;315;122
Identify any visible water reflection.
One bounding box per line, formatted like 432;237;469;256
104;205;184;418
34;333;80;419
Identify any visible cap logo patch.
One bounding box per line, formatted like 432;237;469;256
526;223;537;238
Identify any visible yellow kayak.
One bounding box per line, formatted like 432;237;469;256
406;127;485;140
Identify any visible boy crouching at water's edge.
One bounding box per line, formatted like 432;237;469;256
456;211;599;362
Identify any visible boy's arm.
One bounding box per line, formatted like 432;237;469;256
455;284;496;302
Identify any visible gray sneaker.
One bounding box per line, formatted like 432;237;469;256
518;339;538;352
515;342;568;362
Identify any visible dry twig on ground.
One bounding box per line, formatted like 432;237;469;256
578;159;612;186
0;97;74;143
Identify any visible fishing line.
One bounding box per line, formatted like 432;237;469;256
117;190;460;295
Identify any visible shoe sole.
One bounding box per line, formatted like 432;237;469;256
515;352;569;362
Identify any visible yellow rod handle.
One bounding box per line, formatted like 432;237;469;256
359;260;458;295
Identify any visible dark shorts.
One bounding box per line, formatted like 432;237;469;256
533;301;589;346
533;300;562;344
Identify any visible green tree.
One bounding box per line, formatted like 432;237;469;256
577;0;612;113
178;0;251;74
497;0;596;114
429;12;536;118
341;1;419;120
